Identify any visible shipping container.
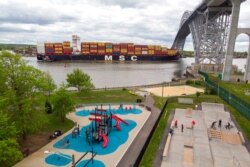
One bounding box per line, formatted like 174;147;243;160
63;48;72;55
134;45;141;55
155;45;161;51
38;38;179;61
127;43;134;55
120;43;128;49
98;42;105;46
167;49;177;55
106;48;113;53
45;43;54;55
148;50;155;55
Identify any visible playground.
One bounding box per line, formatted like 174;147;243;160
14;104;150;167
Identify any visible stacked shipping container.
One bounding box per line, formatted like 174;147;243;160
90;42;98;54
54;43;63;55
120;43;127;54
161;47;168;55
63;41;71;55
167;49;177;56
105;43;113;54
45;43;54;55
81;42;90;55
98;43;105;55
127;43;134;55
141;45;148;55
42;41;178;58
148;45;154;55
113;44;120;55
135;45;142;55
154;45;162;55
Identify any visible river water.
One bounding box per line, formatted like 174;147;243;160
23;57;246;88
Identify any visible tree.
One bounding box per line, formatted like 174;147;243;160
0;111;23;167
0;51;49;140
52;85;74;122
66;68;94;91
40;72;56;114
40;72;56;96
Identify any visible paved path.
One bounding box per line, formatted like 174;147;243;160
117;95;162;167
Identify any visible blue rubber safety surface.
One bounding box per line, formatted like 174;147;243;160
76;106;142;117
45;153;71;166
54;120;137;155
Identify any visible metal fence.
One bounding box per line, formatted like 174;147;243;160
199;70;250;120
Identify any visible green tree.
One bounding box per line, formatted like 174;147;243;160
0;111;23;167
40;72;56;114
67;68;94;91
52;85;74;122
0;51;49;140
40;72;56;96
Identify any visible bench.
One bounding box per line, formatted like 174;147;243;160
162;134;172;161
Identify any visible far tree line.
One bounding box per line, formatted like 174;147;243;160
182;50;249;58
0;51;94;167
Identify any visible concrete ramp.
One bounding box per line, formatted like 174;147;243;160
208;129;222;140
201;102;224;112
221;132;242;145
183;147;193;166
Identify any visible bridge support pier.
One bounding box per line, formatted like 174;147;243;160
244;37;250;81
222;0;242;81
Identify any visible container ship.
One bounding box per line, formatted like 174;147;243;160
37;35;180;62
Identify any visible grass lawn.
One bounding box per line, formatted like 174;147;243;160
208;74;250;104
139;93;250;167
71;89;140;104
21;89;140;154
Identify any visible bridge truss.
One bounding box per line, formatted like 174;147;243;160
189;8;231;64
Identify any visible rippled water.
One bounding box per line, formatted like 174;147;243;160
23;57;246;88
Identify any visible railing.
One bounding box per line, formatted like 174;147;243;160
198;70;250;120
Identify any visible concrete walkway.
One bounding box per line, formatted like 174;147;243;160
117;95;161;167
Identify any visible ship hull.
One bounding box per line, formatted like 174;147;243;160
37;54;180;62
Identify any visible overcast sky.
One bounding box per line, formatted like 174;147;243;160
0;0;249;51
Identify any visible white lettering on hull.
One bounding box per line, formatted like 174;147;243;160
105;55;113;61
119;55;125;61
104;55;138;61
131;56;137;61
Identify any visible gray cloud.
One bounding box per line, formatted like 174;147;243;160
0;26;35;33
0;3;76;25
0;0;249;51
94;0;142;8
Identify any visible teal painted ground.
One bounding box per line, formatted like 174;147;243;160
45;153;105;167
76;106;141;117
45;153;71;166
76;159;105;167
54;119;137;155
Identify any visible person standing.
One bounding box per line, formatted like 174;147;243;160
181;124;184;132
174;120;178;128
218;119;222;128
191;120;196;128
